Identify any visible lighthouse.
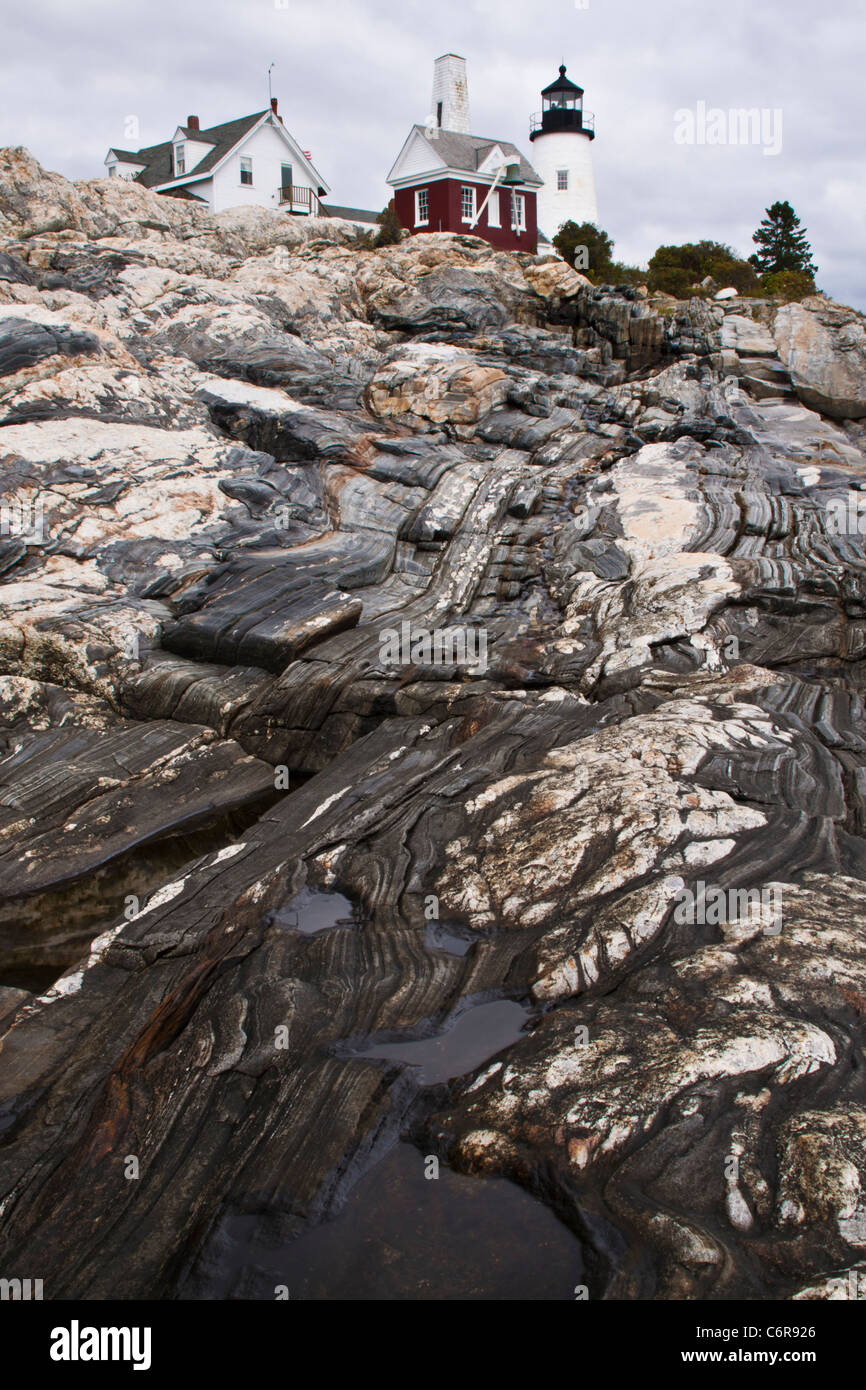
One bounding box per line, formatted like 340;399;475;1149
529;64;598;240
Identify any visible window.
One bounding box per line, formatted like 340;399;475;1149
511;192;526;231
436;101;443;127
174;143;185;176
108;165;117;178
461;185;476;223
487;188;500;228
240;156;253;185
415;188;429;225
557;169;569;190
280;163;293;196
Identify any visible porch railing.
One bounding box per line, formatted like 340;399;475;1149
277;185;323;216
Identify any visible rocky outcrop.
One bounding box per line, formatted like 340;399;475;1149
0;149;865;1301
774;297;866;420
366;343;508;436
572;282;666;374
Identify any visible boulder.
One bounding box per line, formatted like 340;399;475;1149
774;296;866;419
365;342;508;436
720;313;778;356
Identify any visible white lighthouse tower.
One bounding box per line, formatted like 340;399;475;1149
530;64;598;240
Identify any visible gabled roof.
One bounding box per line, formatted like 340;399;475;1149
389;125;541;187
475;143;506;173
107;109;330;196
128;111;267;188
173;125;218;144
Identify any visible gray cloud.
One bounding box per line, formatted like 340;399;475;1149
3;0;863;306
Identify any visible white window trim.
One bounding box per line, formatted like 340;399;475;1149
556;169;569;190
414;188;429;226
460;185;476;224
487;187;500;228
240;156;253;186
511;192;526;232
174;143;185;176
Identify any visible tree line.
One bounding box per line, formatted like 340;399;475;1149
553;201;818;300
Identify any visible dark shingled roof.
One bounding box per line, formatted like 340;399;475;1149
160;186;211;203
322;204;380;224
122;111;267;189
410;126;542;186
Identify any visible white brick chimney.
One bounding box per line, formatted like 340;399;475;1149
431;53;471;133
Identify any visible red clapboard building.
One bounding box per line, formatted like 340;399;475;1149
386;54;541;252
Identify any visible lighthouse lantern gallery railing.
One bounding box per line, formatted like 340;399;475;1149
530;109;595;137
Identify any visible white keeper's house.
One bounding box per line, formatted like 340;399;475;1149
103;98;344;219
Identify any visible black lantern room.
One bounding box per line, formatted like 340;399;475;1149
529;65;595;140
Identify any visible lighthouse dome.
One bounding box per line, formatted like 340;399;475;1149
542;64;585;100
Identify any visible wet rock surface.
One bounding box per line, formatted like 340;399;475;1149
0;149;865;1300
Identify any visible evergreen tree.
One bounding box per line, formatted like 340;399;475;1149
749;202;817;278
553;221;615;281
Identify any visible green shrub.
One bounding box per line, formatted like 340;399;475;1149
705;257;760;295
374;201;403;248
759;269;817;301
648;263;695;298
647;241;759;298
607;262;647;288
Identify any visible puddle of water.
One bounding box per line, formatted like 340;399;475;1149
0;811;266;995
423;920;476;956
188;1142;584;1300
269;885;361;935
1;963;56;996
352;998;531;1085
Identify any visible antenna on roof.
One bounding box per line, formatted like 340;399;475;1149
268;62;275;104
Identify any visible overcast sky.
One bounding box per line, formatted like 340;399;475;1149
3;0;864;307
